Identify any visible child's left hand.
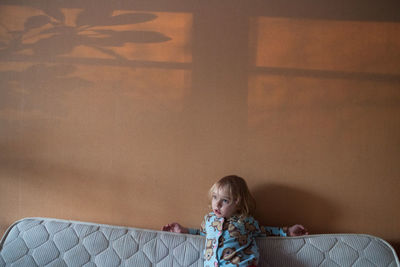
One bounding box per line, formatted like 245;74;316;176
287;224;309;236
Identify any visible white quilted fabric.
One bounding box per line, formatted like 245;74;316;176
0;218;399;267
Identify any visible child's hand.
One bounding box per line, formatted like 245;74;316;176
162;222;188;233
287;224;309;236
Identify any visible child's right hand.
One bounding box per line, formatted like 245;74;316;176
162;222;188;233
287;224;309;236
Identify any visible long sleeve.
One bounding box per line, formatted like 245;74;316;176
251;219;287;237
188;228;202;235
188;216;206;236
261;226;287;237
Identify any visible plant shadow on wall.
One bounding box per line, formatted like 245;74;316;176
0;3;175;231
0;3;174;120
0;5;171;61
252;184;338;234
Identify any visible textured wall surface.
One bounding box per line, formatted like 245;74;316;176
1;0;399;253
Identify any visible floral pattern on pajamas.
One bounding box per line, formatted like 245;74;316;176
189;212;287;266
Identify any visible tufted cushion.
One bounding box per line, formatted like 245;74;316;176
1;218;399;266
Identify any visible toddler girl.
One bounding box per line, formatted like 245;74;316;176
162;175;308;266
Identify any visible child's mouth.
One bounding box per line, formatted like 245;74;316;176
214;209;221;216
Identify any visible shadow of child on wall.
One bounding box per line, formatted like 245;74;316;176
252;183;339;266
253;184;400;260
252;183;339;235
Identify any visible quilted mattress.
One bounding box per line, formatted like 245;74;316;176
0;218;399;267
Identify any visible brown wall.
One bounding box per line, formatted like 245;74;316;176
1;0;399;251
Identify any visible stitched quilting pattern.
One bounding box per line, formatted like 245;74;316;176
0;218;399;267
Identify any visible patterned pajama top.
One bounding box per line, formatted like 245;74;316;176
189;212;287;266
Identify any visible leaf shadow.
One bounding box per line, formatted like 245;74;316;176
1;5;171;61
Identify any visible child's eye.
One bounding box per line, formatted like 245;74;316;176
222;199;229;203
212;195;217;199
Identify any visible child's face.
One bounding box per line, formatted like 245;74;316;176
211;187;238;219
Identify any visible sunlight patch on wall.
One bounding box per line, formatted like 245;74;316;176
247;74;400;129
0;5;193;121
0;5;45;31
63;10;192;63
69;65;191;113
250;17;400;74
0;6;192;63
247;16;400;129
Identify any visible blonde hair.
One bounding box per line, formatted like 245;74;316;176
209;175;256;217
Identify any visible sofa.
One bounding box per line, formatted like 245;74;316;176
0;217;399;267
